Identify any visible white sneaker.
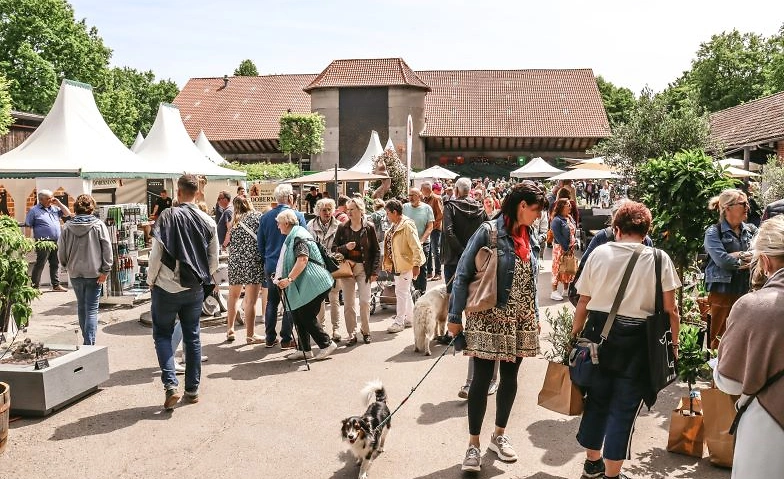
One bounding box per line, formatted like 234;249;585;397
175;362;186;375
387;323;404;333
315;341;337;361
286;350;314;360
550;291;563;301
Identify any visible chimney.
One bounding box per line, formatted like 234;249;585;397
222;74;229;88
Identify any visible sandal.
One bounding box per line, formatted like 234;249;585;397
226;330;235;342
246;334;265;344
347;335;358;346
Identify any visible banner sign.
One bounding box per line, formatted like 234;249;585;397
249;181;277;210
92;178;122;189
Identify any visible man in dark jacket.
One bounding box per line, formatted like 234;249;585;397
441;177;487;293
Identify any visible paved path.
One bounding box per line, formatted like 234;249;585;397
2;257;731;479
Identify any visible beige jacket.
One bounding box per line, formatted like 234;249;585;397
383;216;425;273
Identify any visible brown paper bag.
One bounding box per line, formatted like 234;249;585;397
667;397;705;458
537;361;583;416
701;388;735;468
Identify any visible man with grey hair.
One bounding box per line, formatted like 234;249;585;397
257;183;307;348
25;189;72;291
441;177;486;292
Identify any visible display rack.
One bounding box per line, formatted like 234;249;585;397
98;203;152;305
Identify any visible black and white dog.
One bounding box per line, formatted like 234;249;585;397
340;380;391;479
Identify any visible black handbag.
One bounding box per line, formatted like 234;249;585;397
646;248;677;395
569;244;643;387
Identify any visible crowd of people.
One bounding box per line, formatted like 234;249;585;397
22;168;784;478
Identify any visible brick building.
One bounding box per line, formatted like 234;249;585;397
174;58;611;174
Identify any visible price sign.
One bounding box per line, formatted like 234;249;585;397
34;358;50;370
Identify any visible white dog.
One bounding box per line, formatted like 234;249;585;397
412;285;449;355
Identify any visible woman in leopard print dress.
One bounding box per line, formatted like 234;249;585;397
447;181;545;472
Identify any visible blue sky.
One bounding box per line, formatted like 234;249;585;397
69;0;783;93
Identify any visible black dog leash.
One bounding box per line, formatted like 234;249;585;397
373;334;458;435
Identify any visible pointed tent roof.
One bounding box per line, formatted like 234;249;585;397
135;104;245;180
412;165;460;180
195;130;226;165
130;132;145;152
349;131;384;173
510;157;564;178
0;80;180;179
385;137;394;150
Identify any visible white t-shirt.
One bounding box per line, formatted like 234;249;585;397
575;242;681;319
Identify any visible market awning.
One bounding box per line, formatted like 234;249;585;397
285;168;388;184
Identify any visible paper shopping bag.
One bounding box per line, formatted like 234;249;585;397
667;397;705;458
537;361;584;416
701;388;736;468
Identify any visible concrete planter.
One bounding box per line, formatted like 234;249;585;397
0;345;109;416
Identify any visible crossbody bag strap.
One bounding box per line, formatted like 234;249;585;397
730;368;784;435
601;244;644;341
654;248;663;314
237;220;257;238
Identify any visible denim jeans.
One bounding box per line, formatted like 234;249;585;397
415;242;431;293
32;242;59;288
443;264;457;294
70;277;102;345
264;271;293;344
151;286;203;393
427;230;442;276
576;368;645;461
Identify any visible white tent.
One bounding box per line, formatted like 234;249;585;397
130;132;145;152
412;165;460;180
510;157;564;178
195;130;226;165
716;158;762;172
724;166;761;178
0;80;179;179
349;131;384;173
286;168;388;184
548;169;620;181
385;137;394;151
135;104;244;180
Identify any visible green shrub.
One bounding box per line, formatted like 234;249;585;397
543;306;575;364
224;162;300;181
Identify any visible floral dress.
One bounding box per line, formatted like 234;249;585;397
551;216;576;286
464;256;540;362
228;211;265;285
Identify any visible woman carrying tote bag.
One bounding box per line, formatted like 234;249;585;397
570;201;681;479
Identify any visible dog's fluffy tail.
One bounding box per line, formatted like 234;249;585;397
361;379;387;405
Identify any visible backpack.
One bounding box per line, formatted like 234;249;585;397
298;237;339;273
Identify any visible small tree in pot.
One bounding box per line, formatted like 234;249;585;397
537;306;583;416
0;215;45;332
676;324;712;414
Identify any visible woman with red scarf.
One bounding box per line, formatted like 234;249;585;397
447;181;546;472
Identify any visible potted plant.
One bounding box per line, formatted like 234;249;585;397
537;306;583;416
667;324;709;457
0;215;46;333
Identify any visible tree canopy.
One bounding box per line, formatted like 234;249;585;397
0;74;12;135
0;0;178;144
668;25;784;113
234;59;259;76
94;67;179;145
0;0;112;113
590;88;716;179
279;112;325;162
595;75;636;126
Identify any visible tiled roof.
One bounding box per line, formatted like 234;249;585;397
173;64;611;142
418;69;610;138
709;91;784;149
304;58;430;91
173;74;315;141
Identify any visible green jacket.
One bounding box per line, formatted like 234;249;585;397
281;225;334;310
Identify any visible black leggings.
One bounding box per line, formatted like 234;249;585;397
468;356;523;436
292;293;331;351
